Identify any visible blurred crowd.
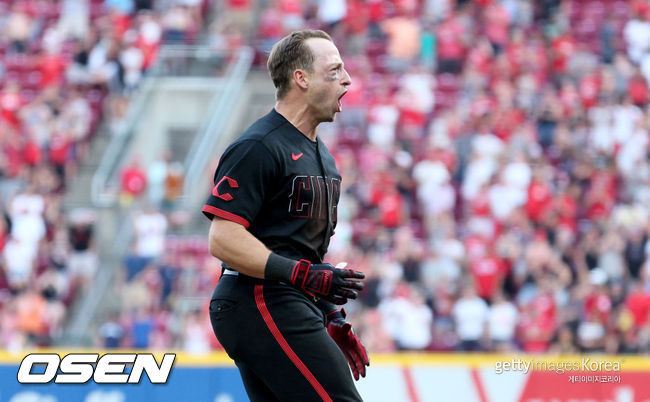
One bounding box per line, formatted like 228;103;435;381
97;232;219;352
317;0;650;355
98;0;650;355
0;0;208;349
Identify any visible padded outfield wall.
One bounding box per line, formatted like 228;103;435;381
2;351;649;402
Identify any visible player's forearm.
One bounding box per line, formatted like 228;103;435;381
209;218;364;305
208;218;308;282
208;217;271;279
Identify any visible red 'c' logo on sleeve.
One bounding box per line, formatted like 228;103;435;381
212;176;239;201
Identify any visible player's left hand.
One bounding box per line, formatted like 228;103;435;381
326;309;369;381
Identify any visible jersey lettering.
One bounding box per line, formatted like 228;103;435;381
288;175;340;221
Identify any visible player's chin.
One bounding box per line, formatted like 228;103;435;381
320;110;336;122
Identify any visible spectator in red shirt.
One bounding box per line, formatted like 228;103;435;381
22;136;42;167
377;183;405;229
343;0;370;54
526;173;553;223
584;273;613;325
519;276;557;353
2;129;25;178
625;282;650;328
628;71;649;106
550;32;576;77
135;11;162;70
484;3;510;54
120;158;147;207
584;167;617;222
466;39;494;77
505;28;526;76
578;268;612;352
0;83;25;129
470;248;506;301
554;184;579;232
578;72;600;109
437;14;468;74
39;50;68;88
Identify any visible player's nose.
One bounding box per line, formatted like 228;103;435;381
341;68;351;87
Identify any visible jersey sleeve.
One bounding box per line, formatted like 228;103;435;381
202;140;277;228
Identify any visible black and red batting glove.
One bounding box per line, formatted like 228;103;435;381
265;254;365;305
290;260;365;304
326;308;369;381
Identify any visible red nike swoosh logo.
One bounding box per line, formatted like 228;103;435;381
292;153;303;161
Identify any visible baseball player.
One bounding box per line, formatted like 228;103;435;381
204;30;369;401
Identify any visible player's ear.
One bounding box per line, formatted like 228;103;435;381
293;69;309;90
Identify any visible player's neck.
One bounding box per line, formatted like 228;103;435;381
274;101;318;142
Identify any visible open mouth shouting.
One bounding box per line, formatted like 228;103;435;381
336;90;347;113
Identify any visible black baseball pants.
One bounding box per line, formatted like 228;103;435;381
209;273;363;402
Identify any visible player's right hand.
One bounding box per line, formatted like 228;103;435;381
290;259;365;304
326;308;369;380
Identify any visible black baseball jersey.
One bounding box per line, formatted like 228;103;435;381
203;109;341;263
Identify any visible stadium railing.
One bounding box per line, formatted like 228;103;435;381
90;45;253;208
180;46;254;208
